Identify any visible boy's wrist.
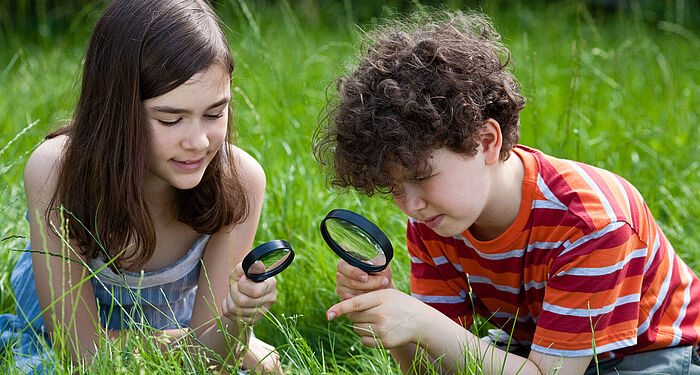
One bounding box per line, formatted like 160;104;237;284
413;302;467;349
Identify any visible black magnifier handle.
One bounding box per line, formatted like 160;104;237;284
242;239;295;282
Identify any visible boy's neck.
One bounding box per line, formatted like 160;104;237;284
469;150;525;241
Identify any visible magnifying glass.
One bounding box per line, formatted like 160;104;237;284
242;240;295;282
320;209;393;273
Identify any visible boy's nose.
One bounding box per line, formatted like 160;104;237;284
393;186;427;215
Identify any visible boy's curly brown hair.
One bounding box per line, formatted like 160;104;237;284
314;10;526;196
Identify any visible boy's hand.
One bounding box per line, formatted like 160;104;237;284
326;288;430;349
335;260;395;300
222;263;277;326
242;336;284;374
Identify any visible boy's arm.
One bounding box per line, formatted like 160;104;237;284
327;289;591;375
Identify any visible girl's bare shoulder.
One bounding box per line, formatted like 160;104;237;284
231;145;266;190
24;135;68;198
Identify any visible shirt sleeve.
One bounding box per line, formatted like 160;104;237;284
406;219;474;328
531;221;646;357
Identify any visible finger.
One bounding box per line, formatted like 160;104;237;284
231;291;277;310
326;293;381;320
347;311;373;324
335;286;356;301
248;260;266;275
360;335;385;349
224;292;274;318
223;304;270;321
237;276;277;299
230;262;245;285
336;271;388;291
353;322;376;336
265;356;283;375
251;348;282;375
337;260;369;282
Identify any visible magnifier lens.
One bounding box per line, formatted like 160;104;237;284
324;218;385;266
248;248;293;276
320;209;393;273
242;240;294;282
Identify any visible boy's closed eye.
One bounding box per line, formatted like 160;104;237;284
412;174;435;182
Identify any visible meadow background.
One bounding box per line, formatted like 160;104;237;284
1;0;699;373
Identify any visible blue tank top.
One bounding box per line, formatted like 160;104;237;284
86;234;210;330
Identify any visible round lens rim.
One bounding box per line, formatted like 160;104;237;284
320;209;393;273
242;239;295;282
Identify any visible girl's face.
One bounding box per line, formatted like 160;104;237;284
143;64;230;192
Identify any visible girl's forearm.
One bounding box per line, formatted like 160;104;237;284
177;316;251;368
101;320;248;367
68;320;248;370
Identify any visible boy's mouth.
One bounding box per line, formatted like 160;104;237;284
423;214;444;229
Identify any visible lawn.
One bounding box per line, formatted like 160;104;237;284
1;0;699;373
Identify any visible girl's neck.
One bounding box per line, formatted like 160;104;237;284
144;173;178;222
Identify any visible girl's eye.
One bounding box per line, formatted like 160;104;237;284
205;112;224;120
158;118;181;126
414;175;433;182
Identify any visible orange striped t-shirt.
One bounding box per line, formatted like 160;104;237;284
407;145;700;358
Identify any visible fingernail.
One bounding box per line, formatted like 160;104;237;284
327;312;336;320
381;278;389;287
360;275;368;282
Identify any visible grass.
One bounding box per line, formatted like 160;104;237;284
1;0;700;373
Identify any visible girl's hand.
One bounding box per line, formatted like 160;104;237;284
335;260;395;300
222;263;277;326
242;336;284;374
326;288;431;349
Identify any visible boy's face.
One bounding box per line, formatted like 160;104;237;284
389;147;491;237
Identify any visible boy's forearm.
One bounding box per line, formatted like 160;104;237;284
393;310;541;375
391;343;443;375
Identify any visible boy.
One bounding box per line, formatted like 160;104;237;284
314;10;700;375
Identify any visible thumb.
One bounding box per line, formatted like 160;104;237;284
229;263;245;285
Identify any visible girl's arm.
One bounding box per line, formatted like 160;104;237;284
25;136;118;362
185;146;280;370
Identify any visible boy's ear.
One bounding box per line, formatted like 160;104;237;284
479;118;502;166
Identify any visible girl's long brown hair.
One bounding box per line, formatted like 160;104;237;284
47;0;248;270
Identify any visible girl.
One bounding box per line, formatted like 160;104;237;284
0;0;281;373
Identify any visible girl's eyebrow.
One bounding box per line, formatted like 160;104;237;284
149;97;230;114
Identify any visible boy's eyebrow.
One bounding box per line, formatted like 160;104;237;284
149;97;230;114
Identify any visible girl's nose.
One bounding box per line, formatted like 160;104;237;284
182;120;209;150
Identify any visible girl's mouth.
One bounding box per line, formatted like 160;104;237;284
171;157;205;171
